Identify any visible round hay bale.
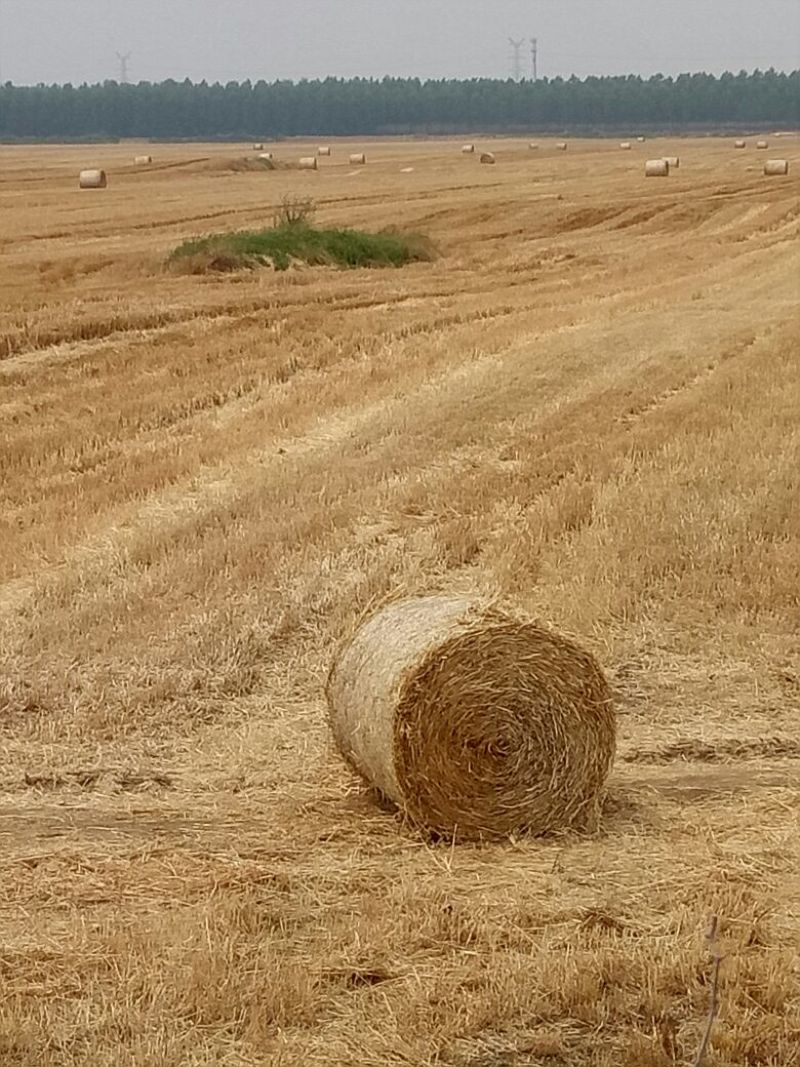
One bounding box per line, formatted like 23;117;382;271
764;159;789;176
528;142;539;150
734;139;747;148
79;169;107;189
317;146;332;156
326;596;615;840
298;156;318;170
461;143;476;154
619;142;632;150
556;141;568;151
756;140;769;149
663;155;680;168
253;143;265;151
133;154;152;165
258;151;274;161
636;136;646;142
349;152;367;165
645;158;669;177
479;152;496;164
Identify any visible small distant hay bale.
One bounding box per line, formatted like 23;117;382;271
734;139;747;148
326;596;616;840
79;169;107;189
479;152;496;164
528;142;539;150
619;142;632;150
461;143;476;154
253;143;265;151
298;157;318;170
258;152;274;161
318;146;332;156
764;159;789;176
349;152;367;165
400;166;415;173
663;156;680;168
645;158;669;177
756;140;769;149
636;136;646;142
556;142;568;151
133;154;152;165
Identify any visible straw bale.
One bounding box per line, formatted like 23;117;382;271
258;152;274;161
318;146;332;156
133;155;152;165
756;140;769;149
663;156;680;168
252;143;265;150
479;152;496;164
556;142;568;150
461;144;476;154
326;596;615;840
734;140;746;148
79;169;107;189
645;158;669;177
619;142;632;150
298;157;318;170
349;152;367;165
528;143;539;149
764;159;789;176
636;136;646;142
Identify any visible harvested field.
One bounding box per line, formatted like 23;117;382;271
1;135;799;1067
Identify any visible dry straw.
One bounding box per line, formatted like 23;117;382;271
326;596;616;840
349;152;367;165
764;159;789;176
79;169;107;189
298;157;318;170
645;158;669;177
317;146;332;156
133;155;152;165
734;139;747;148
479;152;496;164
461;144;476;154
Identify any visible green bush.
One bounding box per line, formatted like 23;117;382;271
169;216;435;274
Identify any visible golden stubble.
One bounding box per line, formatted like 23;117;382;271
1;136;798;1066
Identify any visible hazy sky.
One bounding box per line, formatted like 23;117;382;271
2;0;798;85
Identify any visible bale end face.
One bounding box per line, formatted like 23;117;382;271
479;152;496;164
326;596;616;841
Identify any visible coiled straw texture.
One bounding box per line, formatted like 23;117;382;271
326;596;615;840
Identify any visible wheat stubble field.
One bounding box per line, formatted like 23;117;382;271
1;136;799;1066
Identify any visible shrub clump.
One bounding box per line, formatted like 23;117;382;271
170;198;435;273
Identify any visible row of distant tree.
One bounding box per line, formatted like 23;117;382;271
0;70;797;141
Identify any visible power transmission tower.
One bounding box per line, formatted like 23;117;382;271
508;38;525;82
116;51;132;84
530;37;538;81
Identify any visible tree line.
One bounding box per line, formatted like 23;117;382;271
0;70;797;141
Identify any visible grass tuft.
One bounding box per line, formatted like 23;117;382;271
169;212;435;274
